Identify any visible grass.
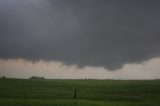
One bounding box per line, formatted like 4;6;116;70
0;78;160;106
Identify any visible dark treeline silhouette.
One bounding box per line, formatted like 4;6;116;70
29;76;45;80
1;76;6;79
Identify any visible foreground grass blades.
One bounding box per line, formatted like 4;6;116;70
0;99;159;106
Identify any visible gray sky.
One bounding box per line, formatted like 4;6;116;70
0;0;160;79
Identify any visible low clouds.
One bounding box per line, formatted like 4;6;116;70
0;0;160;70
0;58;160;79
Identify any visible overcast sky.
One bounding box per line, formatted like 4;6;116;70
0;0;160;79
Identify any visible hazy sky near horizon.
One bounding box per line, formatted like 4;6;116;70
0;0;160;79
0;58;160;79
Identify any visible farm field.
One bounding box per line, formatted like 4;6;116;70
0;78;160;106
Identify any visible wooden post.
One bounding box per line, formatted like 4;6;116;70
74;89;77;99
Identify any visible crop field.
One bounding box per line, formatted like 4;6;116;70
0;78;160;106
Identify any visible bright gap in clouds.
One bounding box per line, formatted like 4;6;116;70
0;58;160;80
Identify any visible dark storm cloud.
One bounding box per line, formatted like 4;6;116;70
0;0;160;70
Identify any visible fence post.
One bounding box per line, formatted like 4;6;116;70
74;89;77;99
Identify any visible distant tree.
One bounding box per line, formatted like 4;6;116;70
40;77;45;80
1;76;6;79
155;79;160;80
29;76;45;80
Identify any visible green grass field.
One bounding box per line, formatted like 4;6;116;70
0;78;160;106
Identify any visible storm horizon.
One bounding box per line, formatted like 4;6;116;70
0;0;160;79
